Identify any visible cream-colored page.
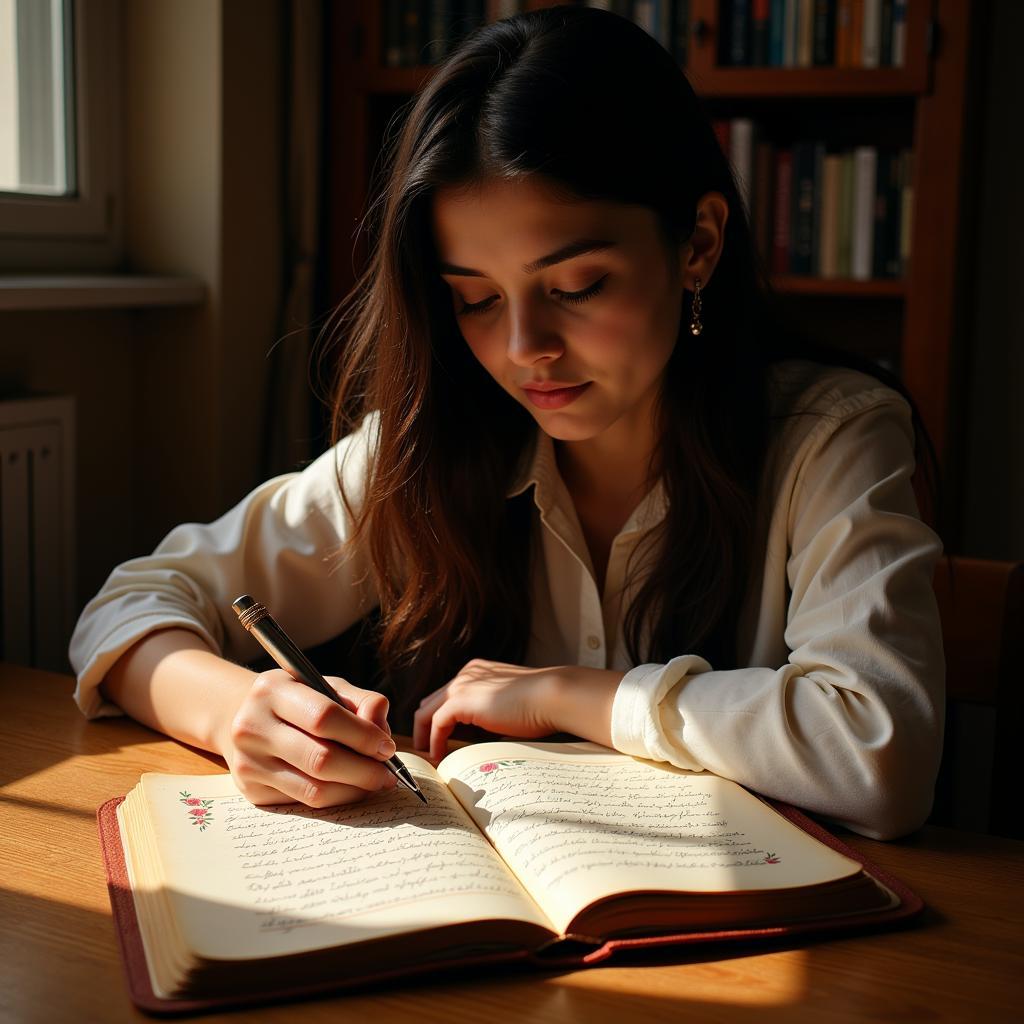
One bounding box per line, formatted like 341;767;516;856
136;758;555;961
437;741;863;936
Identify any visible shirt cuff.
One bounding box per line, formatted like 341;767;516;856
71;614;220;719
609;655;713;770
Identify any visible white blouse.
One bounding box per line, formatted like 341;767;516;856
69;359;945;840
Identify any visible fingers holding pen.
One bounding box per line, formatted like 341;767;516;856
255;670;396;759
225;670;398;807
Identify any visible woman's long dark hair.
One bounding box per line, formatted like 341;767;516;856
322;4;941;718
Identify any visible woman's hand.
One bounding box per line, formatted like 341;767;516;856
218;669;399;808
413;660;625;765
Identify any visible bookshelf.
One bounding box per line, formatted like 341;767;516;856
326;0;981;533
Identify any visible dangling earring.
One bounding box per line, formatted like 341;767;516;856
689;277;703;336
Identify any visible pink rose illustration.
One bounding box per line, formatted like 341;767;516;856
179;791;215;831
479;762;499;773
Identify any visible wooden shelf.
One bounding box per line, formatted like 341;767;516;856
686;66;929;98
356;64;928;99
771;276;906;298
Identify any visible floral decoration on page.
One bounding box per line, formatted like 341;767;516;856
179;791;215;832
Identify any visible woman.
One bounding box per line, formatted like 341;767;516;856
70;6;944;840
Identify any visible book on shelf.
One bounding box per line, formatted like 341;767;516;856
719;0;907;68
379;1;692;70
715;117;913;281
98;740;922;1014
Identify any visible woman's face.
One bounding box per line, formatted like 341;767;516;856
432;177;685;443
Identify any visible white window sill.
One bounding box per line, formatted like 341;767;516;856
0;274;205;311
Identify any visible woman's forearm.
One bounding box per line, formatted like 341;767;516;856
99;627;256;756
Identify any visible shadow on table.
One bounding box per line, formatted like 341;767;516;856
0;882;955;1023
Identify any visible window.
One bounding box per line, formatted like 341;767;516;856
0;0;121;270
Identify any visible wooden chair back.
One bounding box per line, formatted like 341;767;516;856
930;556;1024;838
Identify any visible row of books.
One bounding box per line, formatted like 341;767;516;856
714;120;913;279
720;0;908;68
381;1;692;69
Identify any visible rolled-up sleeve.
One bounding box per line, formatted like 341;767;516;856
610;393;945;840
69;416;380;720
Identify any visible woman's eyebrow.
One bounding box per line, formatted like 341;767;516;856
438;238;617;277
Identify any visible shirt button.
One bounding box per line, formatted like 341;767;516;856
586;635;601;650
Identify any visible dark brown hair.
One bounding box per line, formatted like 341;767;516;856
322;5;940;718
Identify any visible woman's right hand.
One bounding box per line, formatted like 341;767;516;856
219;669;400;807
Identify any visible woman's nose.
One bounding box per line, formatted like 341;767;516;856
506;305;564;366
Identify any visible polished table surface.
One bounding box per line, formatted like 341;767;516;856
1;663;1022;1023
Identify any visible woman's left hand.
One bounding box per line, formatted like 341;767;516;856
413;660;568;764
413;660;623;765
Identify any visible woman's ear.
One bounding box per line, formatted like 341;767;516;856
679;191;729;289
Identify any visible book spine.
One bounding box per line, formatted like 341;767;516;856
879;0;893;65
810;141;825;275
837;149;853;277
871;149;889;279
730;118;755;217
657;0;675;51
835;0;852;67
769;0;786;66
797;0;814;68
861;0;880;67
731;0;752;65
752;0;771;64
783;0;798;67
852;145;877;280
791;141;815;275
812;0;836;66
634;0;656;38
884;148;903;277
899;148;914;274
891;0;906;66
772;148;793;274
850;0;863;66
819;152;841;278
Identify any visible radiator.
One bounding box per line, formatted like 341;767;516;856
0;396;75;672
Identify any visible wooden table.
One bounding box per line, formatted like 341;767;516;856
2;663;1022;1023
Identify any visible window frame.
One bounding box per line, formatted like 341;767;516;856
0;0;122;270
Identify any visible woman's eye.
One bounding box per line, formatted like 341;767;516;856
456;274;608;317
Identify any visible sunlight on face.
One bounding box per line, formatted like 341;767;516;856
431;177;685;444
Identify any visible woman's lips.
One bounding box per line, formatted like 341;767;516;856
521;381;592;409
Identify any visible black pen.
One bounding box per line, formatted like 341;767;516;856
230;594;427;804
